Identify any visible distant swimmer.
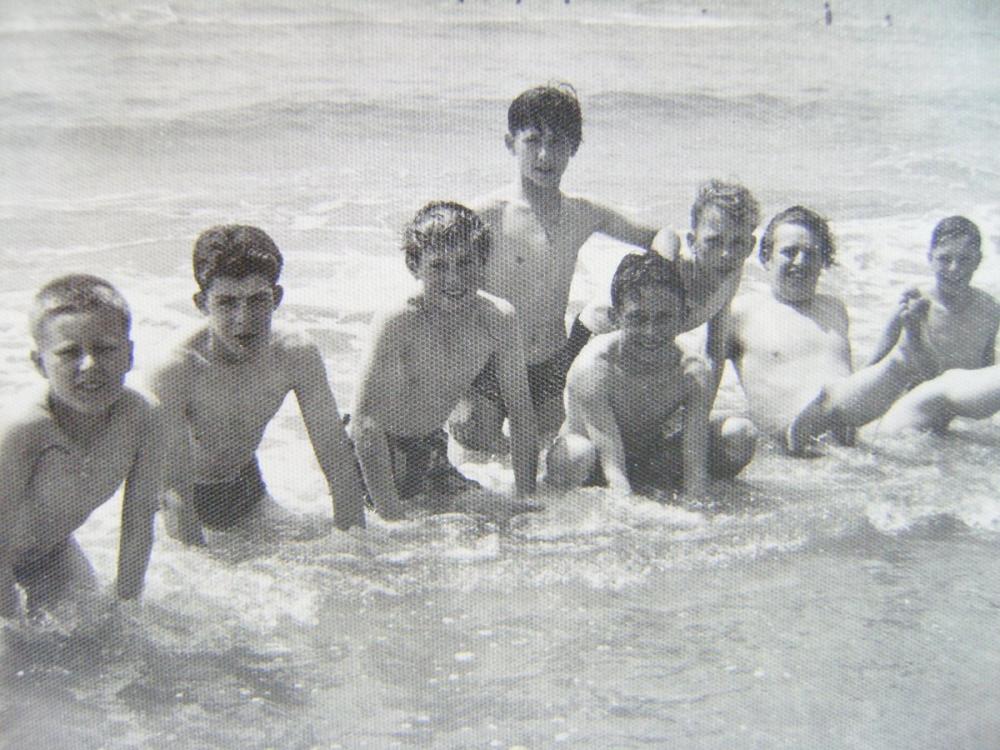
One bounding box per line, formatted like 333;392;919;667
884;14;893;27
824;2;832;25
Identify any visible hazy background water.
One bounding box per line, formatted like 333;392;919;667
2;1;1000;748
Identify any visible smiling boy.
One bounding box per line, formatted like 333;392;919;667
352;202;536;520
0;275;158;619
449;84;663;451
150;225;366;543
545;253;755;498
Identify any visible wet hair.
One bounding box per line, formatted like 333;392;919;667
759;205;836;268
610;252;686;312
29;274;131;343
690;179;760;234
508;84;583;155
930;216;981;254
401;201;491;270
193;225;283;291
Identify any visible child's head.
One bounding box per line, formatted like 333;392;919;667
506;84;582;190
403;202;490;311
192;225;285;361
759;206;834;303
29;274;133;414
687;180;760;275
610;252;687;357
928;215;982;291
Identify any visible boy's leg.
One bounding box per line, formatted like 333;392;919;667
19;539;98;614
878;365;1000;434
544;433;598;488
709;414;757;477
788;298;935;453
449;357;508;453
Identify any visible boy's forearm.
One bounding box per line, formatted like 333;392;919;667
353;418;403;520
0;562;18;619
324;434;367;531
508;408;538;497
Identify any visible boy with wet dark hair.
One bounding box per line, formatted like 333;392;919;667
546;253;755;497
1;275;158;619
150;225;366;543
352;202;537;520
449;83;664;452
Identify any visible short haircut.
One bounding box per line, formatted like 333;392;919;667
759;205;836;268
930;215;981;253
610;252;686;312
29;274;131;343
193;225;283;291
402;201;491;269
508;84;583;155
690;179;760;234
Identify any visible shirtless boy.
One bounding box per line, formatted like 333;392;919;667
580;180;762;355
150;225;366;544
545;253;755;498
352;202;536;520
719;206;943;454
449;84;662;451
0;275;158;619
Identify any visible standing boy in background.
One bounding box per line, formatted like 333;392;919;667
0;276;158;619
352;202;537;520
545;253;755;498
449;84;662;451
150;225;366;544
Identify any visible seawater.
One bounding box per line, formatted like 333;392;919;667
2;1;1000;748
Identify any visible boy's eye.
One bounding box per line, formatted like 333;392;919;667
55;346;82;358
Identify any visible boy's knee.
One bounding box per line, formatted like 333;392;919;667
544;434;596;488
448;397;505;452
716;416;757;471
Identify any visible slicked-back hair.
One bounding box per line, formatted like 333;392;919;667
508;84;583;155
759;205;837;268
30;274;131;343
610;252;686;312
690;179;760;235
930;215;981;254
193;225;283;291
402;201;491;270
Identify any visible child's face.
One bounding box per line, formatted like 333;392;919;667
506;123;573;190
928;238;980;292
33;309;132;415
687;205;755;275
411;243;483;312
616;285;684;361
767;222;824;303
198;273;281;362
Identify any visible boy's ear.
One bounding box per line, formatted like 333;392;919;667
405;255;420;277
30;350;46;378
686;230;695;250
193;290;207;313
504;132;515;153
272;285;284;308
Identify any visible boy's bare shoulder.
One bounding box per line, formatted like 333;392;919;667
470;187;517;217
0;389;61;454
971;286;1000;318
566;333;616;392
474;290;516;322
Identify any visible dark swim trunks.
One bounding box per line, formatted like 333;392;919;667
191;459;266;530
385;429;479;500
471;315;592;411
13;541;70;586
585;414;746;494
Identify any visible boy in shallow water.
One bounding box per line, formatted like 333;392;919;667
352;202;537;520
449;84;664;451
150;225;366;544
545;253;755;498
0;275;158;619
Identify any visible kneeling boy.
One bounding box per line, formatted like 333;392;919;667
352;202;537;520
150;225;366;544
546;253;755;498
1;275;158;619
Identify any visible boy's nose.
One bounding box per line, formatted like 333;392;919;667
79;351;97;371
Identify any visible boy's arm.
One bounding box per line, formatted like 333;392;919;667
681;362;712;500
0;428;32;619
352;316;404;521
148;362;204;546
493;306;538;496
116;403;160;600
290;341;367;531
868;288;919;365
567;358;632;493
589;201;658;250
982;303;999;367
705;305;734;401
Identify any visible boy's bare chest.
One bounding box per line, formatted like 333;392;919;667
404;318;494;385
926;304;991;366
745;306;845;365
610;369;686;429
489;206;590;277
189;367;289;434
